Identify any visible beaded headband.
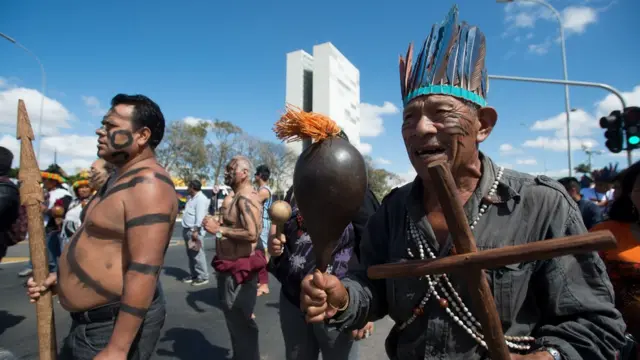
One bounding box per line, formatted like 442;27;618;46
399;5;488;108
41;171;65;183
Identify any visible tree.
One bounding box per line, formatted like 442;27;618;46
574;163;591;175
208;120;243;185
258;141;297;192
156;121;211;184
364;156;402;200
234;134;266;167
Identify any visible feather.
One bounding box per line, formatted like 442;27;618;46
446;26;461;86
469;31;486;93
425;25;444;84
481;68;488;99
405;44;414;97
456;23;469;89
412;26;434;93
463;27;477;92
399;55;407;100
433;6;459;85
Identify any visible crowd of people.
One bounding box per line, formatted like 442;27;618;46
0;4;639;360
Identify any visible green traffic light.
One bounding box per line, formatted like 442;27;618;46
630;136;640;145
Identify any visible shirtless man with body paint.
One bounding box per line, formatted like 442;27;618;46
27;94;177;360
203;156;264;360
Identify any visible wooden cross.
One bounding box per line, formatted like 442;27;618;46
17;99;58;360
367;160;617;360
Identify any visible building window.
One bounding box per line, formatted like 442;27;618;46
337;78;352;93
303;70;313;112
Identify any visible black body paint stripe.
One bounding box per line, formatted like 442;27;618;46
66;227;120;300
127;262;161;275
125;213;172;229
154;173;175;188
100;176;149;201
99;172;174;203
117;167;149;181
120;303;148;318
111;151;130;162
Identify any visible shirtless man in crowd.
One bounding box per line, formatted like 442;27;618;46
203;156;264;360
27;94;178;360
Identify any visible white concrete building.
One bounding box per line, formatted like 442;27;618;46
285;42;361;155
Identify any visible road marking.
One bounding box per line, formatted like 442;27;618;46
1;240;184;265
0;257;30;264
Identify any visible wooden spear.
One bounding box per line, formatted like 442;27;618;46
17;99;57;359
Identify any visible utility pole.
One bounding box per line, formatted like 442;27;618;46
53;149;57;165
582;144;602;171
488;75;631;166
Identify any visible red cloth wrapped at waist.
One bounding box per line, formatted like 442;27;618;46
212;249;267;284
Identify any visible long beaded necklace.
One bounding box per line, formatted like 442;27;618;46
399;166;536;355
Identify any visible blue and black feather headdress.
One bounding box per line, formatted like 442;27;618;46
399;5;488;108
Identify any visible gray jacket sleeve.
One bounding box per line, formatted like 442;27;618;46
329;200;390;331
532;181;626;359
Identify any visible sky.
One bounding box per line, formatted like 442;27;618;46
1;0;638;183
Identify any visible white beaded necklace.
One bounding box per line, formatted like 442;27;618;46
399;166;536;355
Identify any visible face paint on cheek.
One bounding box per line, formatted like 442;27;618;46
109;129;134;150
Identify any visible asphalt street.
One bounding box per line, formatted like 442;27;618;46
0;226;393;360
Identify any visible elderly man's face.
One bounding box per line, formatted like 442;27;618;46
401;94;497;180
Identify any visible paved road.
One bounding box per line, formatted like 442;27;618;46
0;231;393;359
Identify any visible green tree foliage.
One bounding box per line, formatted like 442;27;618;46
258;141;296;192
574;163;591;175
208;120;243;185
234;134;297;192
364;156;403;200
156;121;211;184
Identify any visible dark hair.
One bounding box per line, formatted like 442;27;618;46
255;165;271;182
111;94;165;149
608;161;640;223
0;146;13;176
189;179;202;191
558;177;580;193
45;163;67;178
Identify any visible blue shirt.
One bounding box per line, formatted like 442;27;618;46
181;191;210;236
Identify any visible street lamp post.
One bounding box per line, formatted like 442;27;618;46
496;0;573;177
488;74;631;165
0;32;46;164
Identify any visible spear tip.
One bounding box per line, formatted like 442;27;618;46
17;99;35;141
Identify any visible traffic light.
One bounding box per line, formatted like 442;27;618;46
624;106;640;151
600;110;623;153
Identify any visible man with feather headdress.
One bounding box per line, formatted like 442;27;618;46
300;5;626;360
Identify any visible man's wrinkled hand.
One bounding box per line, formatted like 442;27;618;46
268;233;286;257
300;270;348;323
351;322;374;340
26;272;57;303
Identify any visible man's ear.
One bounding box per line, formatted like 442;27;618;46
136;127;152;147
477;107;498;143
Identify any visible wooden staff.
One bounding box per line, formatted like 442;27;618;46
17;99;57;359
368;231;615;279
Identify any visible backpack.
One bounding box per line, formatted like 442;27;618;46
0;181;28;246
